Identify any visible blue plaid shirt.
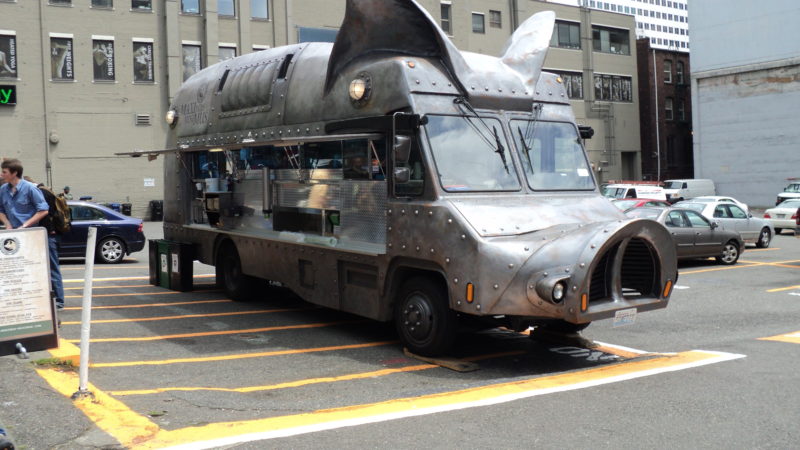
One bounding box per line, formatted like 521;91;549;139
0;179;49;228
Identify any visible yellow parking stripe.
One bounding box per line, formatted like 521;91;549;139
108;350;527;396
36;350;741;449
64;274;215;283
759;331;800;344
766;285;800;293
62;299;232;311
60;307;309;325
90;340;396;368
68;320;367;345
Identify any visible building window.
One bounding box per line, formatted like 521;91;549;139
181;0;199;14
472;13;485;34
551;70;583;99
92;39;115;81
182;44;202;81
550;20;581;49
219;46;236;61
50;36;74;80
0;33;17;79
676;61;684;84
49;0;71;5
441;3;452;34
132;0;151;10
592;25;630;55
665;97;673;120
91;0;112;8
251;0;269;19
593;74;633;102
663;60;672;83
218;0;234;16
489;10;501;28
678;100;685;121
133;40;154;82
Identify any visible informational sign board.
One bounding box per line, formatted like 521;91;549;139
0;227;59;356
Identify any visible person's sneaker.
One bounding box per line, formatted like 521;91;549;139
56;302;64;310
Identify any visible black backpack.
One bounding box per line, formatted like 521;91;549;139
39;186;72;234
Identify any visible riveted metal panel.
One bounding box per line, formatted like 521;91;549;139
340;181;387;245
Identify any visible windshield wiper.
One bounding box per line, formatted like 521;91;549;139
493;126;509;174
454;96;510;173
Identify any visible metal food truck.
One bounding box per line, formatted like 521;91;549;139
145;0;678;355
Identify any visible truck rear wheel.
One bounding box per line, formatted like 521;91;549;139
394;277;457;356
216;242;257;301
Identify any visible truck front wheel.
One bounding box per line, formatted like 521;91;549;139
394;277;457;356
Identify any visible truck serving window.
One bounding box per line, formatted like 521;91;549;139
426;115;520;192
512;120;595;191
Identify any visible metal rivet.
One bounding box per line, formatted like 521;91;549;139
387;226;392;232
388;243;393;248
591;244;596;249
461;234;466;240
579;263;585;268
529;285;534;290
543;272;549;277
428;211;433;216
572;286;578;291
524;247;530;251
493;284;499;289
415;246;420;251
401;244;406;249
569;308;575;313
454;278;459;283
447;219;453;224
565;268;570;273
430;248;435;253
508;264;514;269
414;210;419;215
388;209;392;215
401;209;406;214
457;300;461;306
476;304;481;310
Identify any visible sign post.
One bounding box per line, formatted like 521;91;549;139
0;228;58;356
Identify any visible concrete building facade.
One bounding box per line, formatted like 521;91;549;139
636;38;692;181
0;0;641;216
689;0;800;207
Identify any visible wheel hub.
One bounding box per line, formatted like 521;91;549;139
402;294;434;341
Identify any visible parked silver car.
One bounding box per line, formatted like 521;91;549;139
675;201;773;248
626;207;744;265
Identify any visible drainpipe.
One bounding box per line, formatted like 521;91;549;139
37;0;53;187
509;0;519;31
653;48;661;181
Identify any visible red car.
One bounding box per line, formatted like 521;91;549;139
611;198;671;211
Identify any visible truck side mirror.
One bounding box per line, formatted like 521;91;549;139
393;135;411;163
394;167;410;184
579;125;594;139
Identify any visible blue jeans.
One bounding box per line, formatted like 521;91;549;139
48;234;64;305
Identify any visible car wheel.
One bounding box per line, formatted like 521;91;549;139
96;237;125;264
775;228;783;235
394;277;457;356
716;241;740;265
756;228;771;248
216;241;257;301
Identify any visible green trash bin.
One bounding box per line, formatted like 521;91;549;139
148;240;159;286
168;241;194;292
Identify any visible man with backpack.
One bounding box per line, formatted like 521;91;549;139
36;182;67;310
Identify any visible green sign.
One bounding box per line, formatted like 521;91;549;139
0;85;16;105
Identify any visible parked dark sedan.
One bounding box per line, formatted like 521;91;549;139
60;201;146;263
626;206;744;265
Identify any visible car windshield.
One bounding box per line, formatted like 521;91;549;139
785;183;800;193
512;120;595;190
663;181;684;189
778;200;800;209
676;202;704;212
425;115;520;192
625;207;663;220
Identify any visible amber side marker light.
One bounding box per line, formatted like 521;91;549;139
580;293;588;312
466;283;474;303
663;280;674;298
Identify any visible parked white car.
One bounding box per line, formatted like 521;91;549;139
763;199;800;235
676;201;774;248
688;196;749;213
776;180;800;205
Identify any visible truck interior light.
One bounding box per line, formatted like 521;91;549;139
552;282;566;303
466;283;474;303
581;293;588;312
209;148;224;153
663;279;673;298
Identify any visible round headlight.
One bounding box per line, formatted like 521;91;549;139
165;110;178;126
552;282;566;303
349;79;367;101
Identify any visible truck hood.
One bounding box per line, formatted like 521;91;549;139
448;194;625;237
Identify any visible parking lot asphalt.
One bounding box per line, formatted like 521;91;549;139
1;220;799;449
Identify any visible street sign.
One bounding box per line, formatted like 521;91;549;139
0;227;58;356
0;85;16;105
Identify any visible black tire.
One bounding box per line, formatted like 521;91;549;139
394;277;457;356
216;242;257;301
541;320;591;334
775;228;783;235
715;240;740;265
756;228;771;248
96;237;125;264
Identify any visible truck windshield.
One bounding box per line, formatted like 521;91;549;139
512;120;595;191
425;115;520;192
